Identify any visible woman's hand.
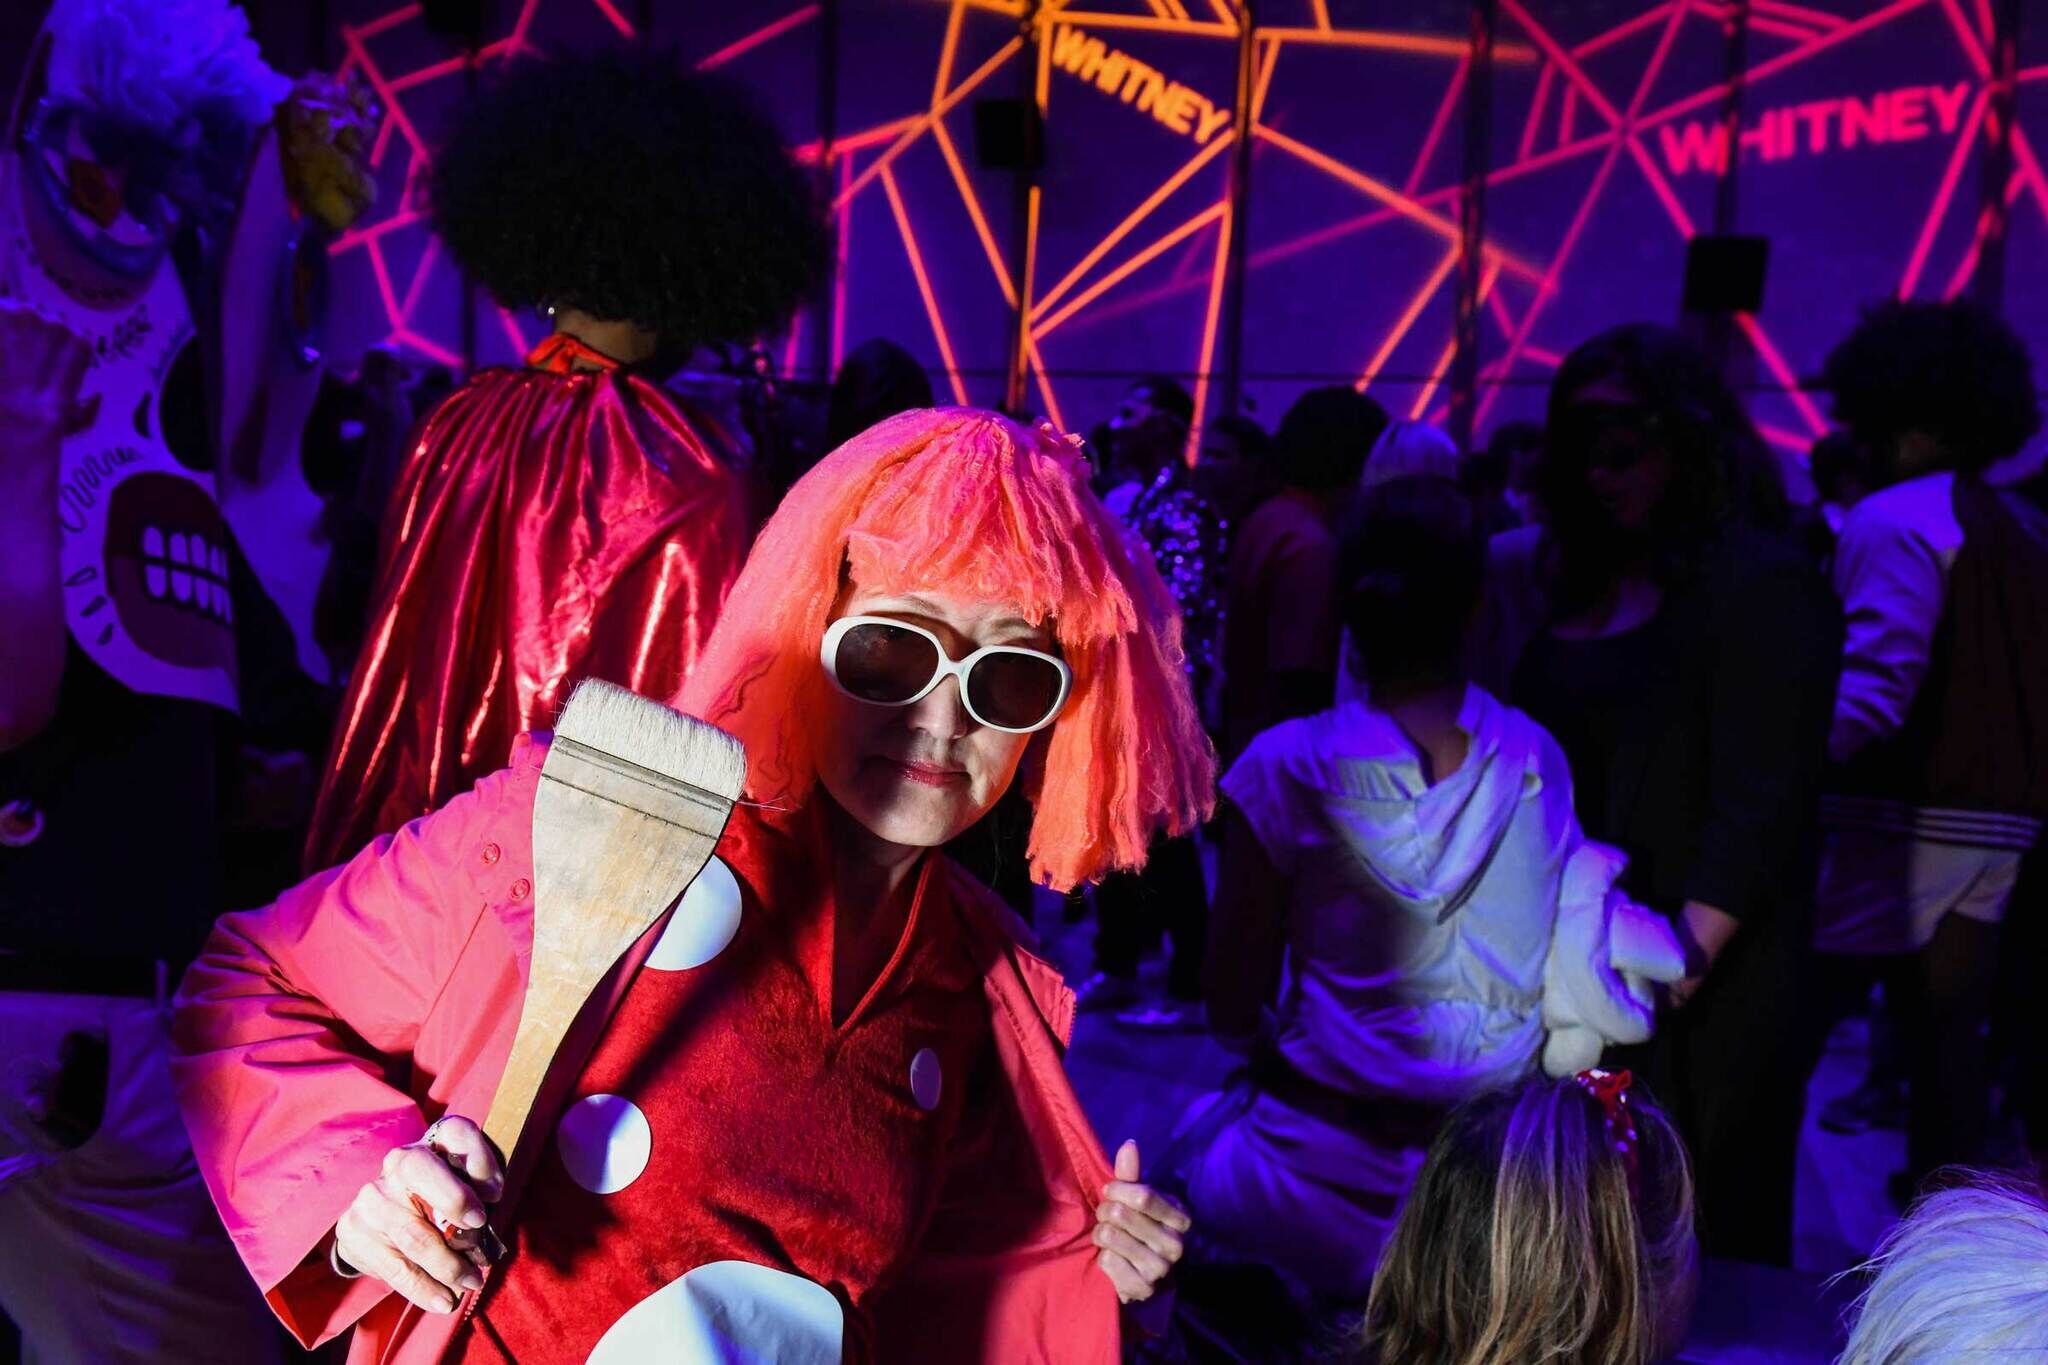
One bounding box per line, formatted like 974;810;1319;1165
0;302;93;441
1093;1139;1190;1304
1668;900;1741;1009
333;1116;504;1314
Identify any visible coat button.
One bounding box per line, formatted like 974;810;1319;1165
481;842;501;865
509;878;530;900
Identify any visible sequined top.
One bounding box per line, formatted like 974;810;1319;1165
1123;463;1227;712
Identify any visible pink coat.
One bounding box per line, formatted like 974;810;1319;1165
171;734;1121;1364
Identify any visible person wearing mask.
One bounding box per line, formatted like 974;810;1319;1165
1179;477;1683;1303
1811;300;2048;1200
1510;323;1841;1266
1221;386;1389;762
305;50;827;870
1357;1073;1698;1365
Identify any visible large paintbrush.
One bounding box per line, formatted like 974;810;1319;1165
483;678;746;1167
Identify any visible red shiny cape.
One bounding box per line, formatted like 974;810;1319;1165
306;366;748;871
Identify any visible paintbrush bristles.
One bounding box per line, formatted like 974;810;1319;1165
556;679;746;803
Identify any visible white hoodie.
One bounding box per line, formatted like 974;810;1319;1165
1222;687;1682;1109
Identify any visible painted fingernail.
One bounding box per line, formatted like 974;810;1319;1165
460;1208;485;1229
458;1271;483;1292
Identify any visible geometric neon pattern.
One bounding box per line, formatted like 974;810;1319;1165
328;0;2046;455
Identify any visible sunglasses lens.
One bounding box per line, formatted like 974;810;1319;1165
833;621;941;705
966;651;1066;730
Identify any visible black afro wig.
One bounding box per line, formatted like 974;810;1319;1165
1820;299;2042;472
427;48;829;354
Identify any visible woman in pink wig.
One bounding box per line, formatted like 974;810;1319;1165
171;408;1214;1364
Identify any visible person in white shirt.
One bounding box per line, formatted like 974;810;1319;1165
1176;477;1682;1305
1814;299;2048;1192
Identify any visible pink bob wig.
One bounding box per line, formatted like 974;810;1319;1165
680;407;1215;891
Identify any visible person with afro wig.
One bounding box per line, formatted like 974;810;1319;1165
172;408;1214;1363
1811;299;2048;1191
305;49;828;869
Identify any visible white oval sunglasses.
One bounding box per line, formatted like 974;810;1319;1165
820;615;1073;734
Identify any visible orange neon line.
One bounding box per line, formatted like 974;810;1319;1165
1019;182;1044;364
1410;337;1458;419
1358;246;1458;391
932;0;964;105
1311;0;1331;30
1033;203;1227;339
697;5;816;71
1253;124;1544;281
1028;338;1066;429
797;116;923;162
932;117;1019;309
1252;34;1282;121
837;38;1022;208
1406;55;1469;194
1204;0;1240;28
1261;28;1537;62
1187;205;1234;466
880;166;970;406
961;0;1026;14
1052;11;1236;38
1034;134;1236;315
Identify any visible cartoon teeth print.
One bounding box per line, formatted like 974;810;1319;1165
4;148;239;712
139;527;232;621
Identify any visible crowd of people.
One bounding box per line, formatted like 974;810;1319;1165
2;19;2047;1365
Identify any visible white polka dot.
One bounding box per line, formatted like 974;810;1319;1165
645;855;743;972
555;1094;651;1194
586;1260;843;1365
909;1048;942;1111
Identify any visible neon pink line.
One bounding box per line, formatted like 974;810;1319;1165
1899;89;1987;297
1524;344;1565;367
1754;0;1849;29
1478;4;1680;429
1972;0;1994;42
832;155;849;374
1739;315;1827;436
1628;136;1696;237
399;238;439;323
1487;281;1519;336
1635;0;1928;134
330;209;422;255
588;0;635;38
1499;0;1623;125
367;240;403;332
1757;422;1813;453
1559;86;1577;144
1406;55;1469;195
1519;64;1553;161
1751;15;1825;41
394;328;463;369
1936;0;1989;74
1571;2;1675;58
782;312;802;378
495;307;530;358
1939;207;1990;299
352;5;422;41
698;6;820;72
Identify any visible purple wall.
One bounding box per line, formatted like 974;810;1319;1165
318;0;2048;458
